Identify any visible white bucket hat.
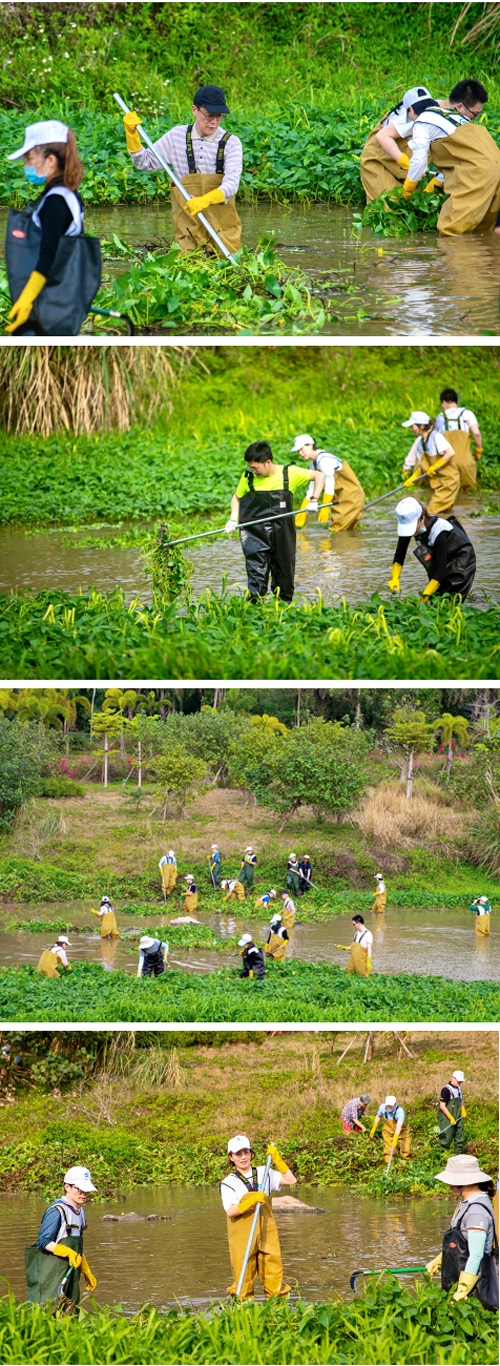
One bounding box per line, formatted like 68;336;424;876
238;934;252;947
185;874;194;882
402;86;432;110
451;1070;466;1082
395;496;423;538
56;935;71;946
436;1154;491;1186
8;121;69;160
401;410;431;427
228;1134;251;1153
64;1165;97;1192
139;936;155;950
291;434;314;452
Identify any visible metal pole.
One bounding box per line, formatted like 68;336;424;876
235;1153;272;1299
113;94;237;264
385;1142;396;1177
163;503;339;552
363;469;430;514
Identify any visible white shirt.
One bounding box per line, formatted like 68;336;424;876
51;944;69;966
382;109;414;138
427;517;452;546
308;449;343;497
131;123;243;202
408;108;469;183
435;407;478;434
354;927;373;953
376;878;386;894
220;1165;282;1212
403;430;451;471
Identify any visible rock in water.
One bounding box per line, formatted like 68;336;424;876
273;1195;324;1214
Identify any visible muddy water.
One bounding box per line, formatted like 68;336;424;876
1;898;498;981
1;508;499;605
0;1185;446;1310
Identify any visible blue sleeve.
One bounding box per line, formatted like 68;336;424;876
37;1204;62;1251
396;1106;405;1123
377;1105;384;1118
465;1228;487;1275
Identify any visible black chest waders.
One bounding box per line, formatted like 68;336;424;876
442;1205;499;1311
5;200;101;337
413;516;476;599
141;941;166;977
241;946;266;980
437;1091;466;1153
239;467;296;603
26;1206;84;1311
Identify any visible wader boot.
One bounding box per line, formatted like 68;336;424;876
170;128;242;255
328;461;365;532
382;1117;411;1162
226;1194;290;1301
437;1095;466;1153
37;949;60;978
26;1224;83;1311
360;121;410;202
476;913;491;936
100;911;119;939
430;122;500;235
347;941;369;976
239;467;296;602
441;417;477;492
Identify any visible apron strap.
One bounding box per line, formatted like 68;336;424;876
283;465;290;492
216;131;231;175
186;125;196;174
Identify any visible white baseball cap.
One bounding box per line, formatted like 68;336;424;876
168;849;175;858
186;874;194;882
289;853;297;860
211;844;218;850
452;1070;466;1082
395;496;422;537
228;1134;251;1153
479;896;489;904
139;935;155;949
8;120;69;160
402;86;432;110
56;936;71;946
291;434;314;452
238;934;252;947
401;411;431;427
375;872;383;879
385;1095;397;1107
64;1165;97;1192
270;913;282;925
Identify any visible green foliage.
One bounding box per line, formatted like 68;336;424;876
242;718;368;822
37;777;85;799
0;1282;496;1365
0;858;156;903
0;719;57;824
353;186;445;238
0;959;497;1024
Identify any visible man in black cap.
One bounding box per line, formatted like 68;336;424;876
123;85;242;253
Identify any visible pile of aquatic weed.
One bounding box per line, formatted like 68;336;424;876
0;960;497;1024
0;1283;495;1365
0;589;499;680
353;186;445;238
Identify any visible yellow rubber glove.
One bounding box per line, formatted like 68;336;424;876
80;1254;97;1292
52;1244;82;1270
397;152;410;170
426;1252;442;1275
424;176;442;194
237;1191;265;1215
461;1105;467;1118
404;469;424;487
267;1143;288;1174
474;448;482;461
249;968;254;979
403;177;419;198
420;578;440;600
426;457;446;477
452;1271;479;1302
369;1122;379;1139
185;187;225;216
388;562;402;593
6;271;46;333
392;1134;399;1149
444;1109;457;1125
65;963;72;971
367;957;372;973
123;110;142;153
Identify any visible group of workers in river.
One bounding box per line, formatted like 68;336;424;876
26;1114;498;1312
6;69;500;334
341;1069;469;1157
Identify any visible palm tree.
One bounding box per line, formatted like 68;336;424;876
434;713;469;781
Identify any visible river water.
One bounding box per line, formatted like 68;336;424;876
1;507;498;606
0;1185;447;1310
1;899;497;982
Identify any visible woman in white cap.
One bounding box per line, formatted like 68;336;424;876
370;1094;411;1164
387;497;476;600
238;933;265;981
265;912;289;962
360;87;435;201
91;896;119;939
372;873;387;914
36;935;72;979
159;851;177;899
180;874;198;915
291;435;365;533
5;120;89;335
471;895;492;937
401;411;459;516
222;876;245;903
26;1165;97;1307
426;1153;498;1309
438;1070;467;1152
137;935;169;978
220;1134;296;1300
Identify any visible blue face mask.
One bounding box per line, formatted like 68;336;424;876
24;165;46;185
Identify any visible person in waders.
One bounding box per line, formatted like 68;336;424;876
291;435;365;533
347;915;373;977
123;85;242;255
238;933;265;981
426;1154;498;1309
286;855;301;895
222;877;245;903
25;1165;97;1309
137;935;169;978
360;86;433;202
221;1135;296;1301
403;79;500;235
208;844;222;890
435;389;483;493
438;1070;467;1153
298;854;313;894
37;935;73;979
281;891;296;935
471;895;491;936
5;121;100;336
372;873;387;914
370;1095;411;1164
254;888;276;911
388;498;476;601
265;913;289;961
91;895;119;939
341;1094;371;1135
159;851;177;898
226;441;324;603
180;874;198;914
401;411;459;517
239;847;257;893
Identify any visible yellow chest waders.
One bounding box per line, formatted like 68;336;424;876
170;127;242;254
420;439;460;517
100;910;119;939
442;415;477;492
265;932;288;961
182;888;198;913
372;890;387;913
328;461;365;532
226;1171;289;1301
360;116;410;203
347;939;369;976
430;121;500;235
476;912;491;937
37;949;60;978
382;1116;411;1162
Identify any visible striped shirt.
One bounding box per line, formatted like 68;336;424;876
341;1097;365;1127
131;124;243;201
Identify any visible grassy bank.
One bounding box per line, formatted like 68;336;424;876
1;1284;496;1365
1;959;498;1023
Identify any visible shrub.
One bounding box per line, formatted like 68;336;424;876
38;778;85;799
